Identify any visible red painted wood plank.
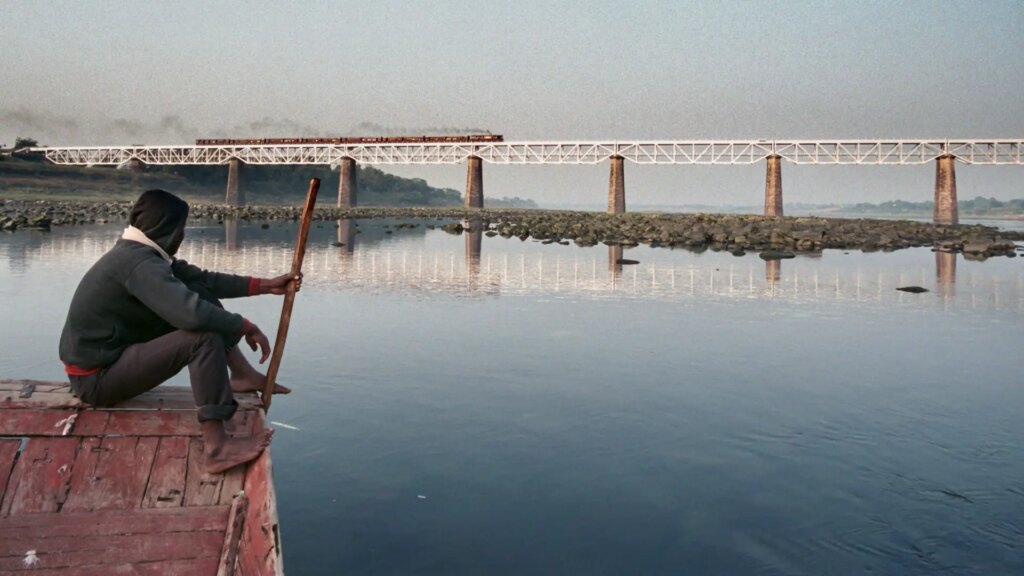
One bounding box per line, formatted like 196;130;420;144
0;380;70;393
142;437;189;508
70;411;108;437
0;410;80;436
0;531;223;571
239;446;281;576
0;505;229;537
63;436;158;512
0;440;20;506
184;438;225;507
105;411;201;437
2;557;220;576
0;437;78;516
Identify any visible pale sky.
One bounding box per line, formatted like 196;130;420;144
2;0;1022;207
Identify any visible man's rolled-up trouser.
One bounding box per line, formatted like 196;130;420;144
69;278;240;422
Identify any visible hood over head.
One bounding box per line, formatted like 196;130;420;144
129;189;190;256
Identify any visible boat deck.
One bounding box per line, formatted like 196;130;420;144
0;380;281;575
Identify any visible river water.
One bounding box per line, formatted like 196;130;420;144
2;220;1023;575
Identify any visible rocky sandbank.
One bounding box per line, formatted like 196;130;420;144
2;199;1022;259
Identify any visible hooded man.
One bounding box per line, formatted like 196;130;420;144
59;189;296;473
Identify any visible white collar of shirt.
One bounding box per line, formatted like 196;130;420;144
122;225;173;264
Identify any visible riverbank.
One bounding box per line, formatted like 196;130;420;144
2;199;1022;258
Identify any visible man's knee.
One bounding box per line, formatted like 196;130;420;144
187;330;225;351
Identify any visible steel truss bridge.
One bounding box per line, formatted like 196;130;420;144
33;140;1024;166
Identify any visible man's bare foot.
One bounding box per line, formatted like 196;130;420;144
203;429;274;474
227;345;290;394
230;371;291;395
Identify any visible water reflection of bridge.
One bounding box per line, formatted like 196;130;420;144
18;223;1022;310
177;222;1024;308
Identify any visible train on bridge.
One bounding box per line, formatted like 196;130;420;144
195;134;504;146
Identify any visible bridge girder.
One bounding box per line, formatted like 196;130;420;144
33;140;1024;166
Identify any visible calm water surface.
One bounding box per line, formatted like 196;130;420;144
2;220;1023;575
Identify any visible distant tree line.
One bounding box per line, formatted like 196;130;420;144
846;197;1024;216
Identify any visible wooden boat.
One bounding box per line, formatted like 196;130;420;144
0;379;283;575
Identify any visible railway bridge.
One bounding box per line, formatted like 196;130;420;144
32;139;1024;225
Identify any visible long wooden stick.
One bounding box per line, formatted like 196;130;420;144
262;178;320;411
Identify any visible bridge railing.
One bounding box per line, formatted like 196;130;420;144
32;139;1024;166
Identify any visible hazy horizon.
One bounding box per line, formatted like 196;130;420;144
2;0;1022;205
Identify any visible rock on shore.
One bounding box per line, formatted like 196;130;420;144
2;199;1022;258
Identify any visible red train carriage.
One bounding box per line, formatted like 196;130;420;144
195;135;504;146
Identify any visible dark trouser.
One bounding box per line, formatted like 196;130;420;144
69;278;239;422
70;330;238;422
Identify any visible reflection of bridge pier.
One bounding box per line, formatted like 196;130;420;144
465;221;482;277
765;258;781;286
225;219;239;251
608;245;623;276
936;251;956;297
336;219;356;255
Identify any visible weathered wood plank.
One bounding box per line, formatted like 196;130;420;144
238;417;282;576
0;380;72;394
63;436;158;512
0;440;20;509
105;411;201;437
184;438;224;507
0;382;260;412
0;505;229;537
0;530;223;570
217;493;248;576
0;410;80;437
69;411;108;437
0;557;220;576
142;437;189;508
0;437;78;516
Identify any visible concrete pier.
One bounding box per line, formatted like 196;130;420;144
338;158;358;208
225;158;244;206
764;155;783;217
608;155;626;214
934;155;958;225
465;156;484;209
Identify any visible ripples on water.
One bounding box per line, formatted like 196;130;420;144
2;220;1023;575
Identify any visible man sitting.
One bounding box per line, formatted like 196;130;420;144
59;189;298;473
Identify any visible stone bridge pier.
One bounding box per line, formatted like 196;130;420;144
934;155;958;225
466;156;484;208
764;155;783;217
608;155;625;214
338;157;358;208
225;158;244;206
